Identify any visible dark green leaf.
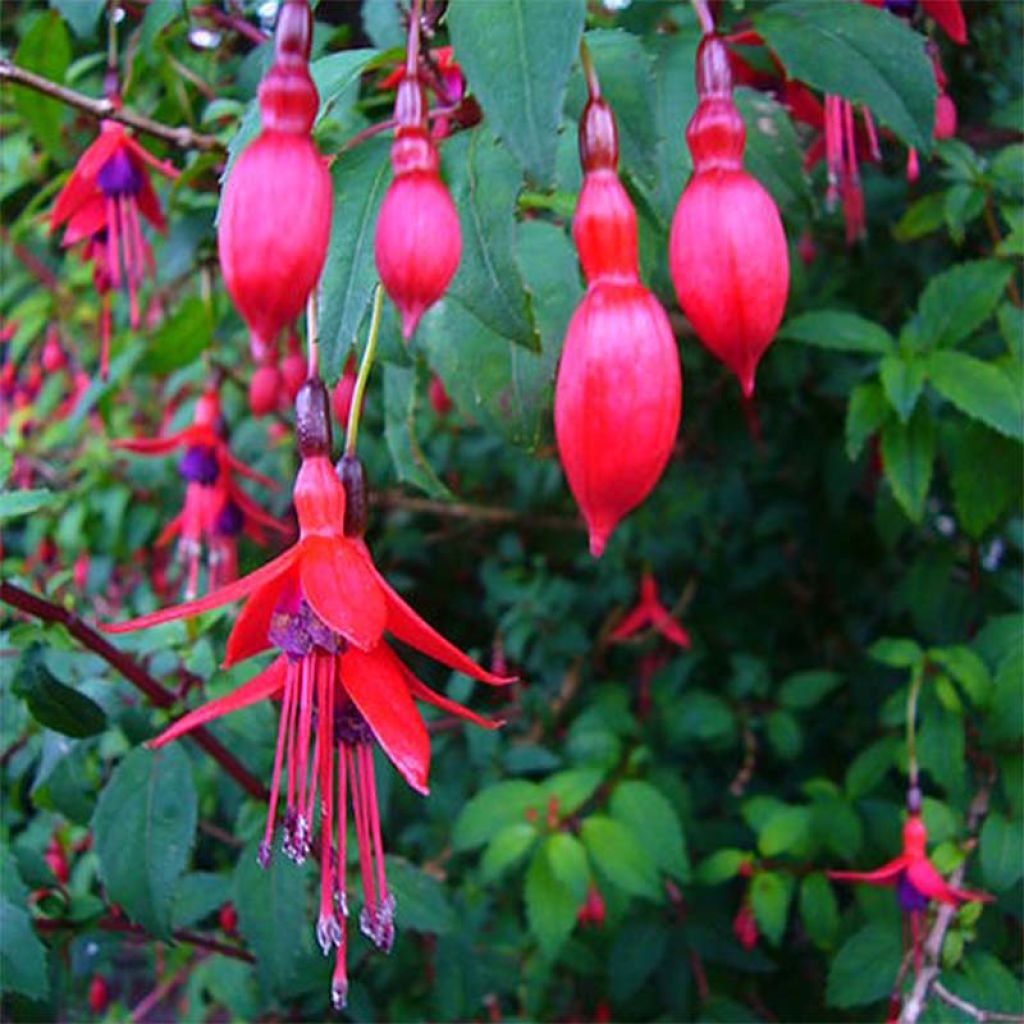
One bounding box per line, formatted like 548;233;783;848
611;780;690;882
92;746;197;937
609;919;669;1002
826;923;902;1007
750;870;792;946
581;815;659;900
778;670;842;710
139;0;181;50
384;856;455;935
881;406;935;522
453;780;542;851
696;848;750;885
893;192;946;242
979;813;1023;892
758;806;811;857
139;297;212;375
319;136;392;379
525;841;579;959
13;647;106;738
447;0;585;185
753;1;934;150
171;872;231;930
766;709;803;760
48;0;104;38
927;646;992;707
781;311;894;355
916;260;1013;349
362;0;404;49
799;872;839;950
880;353;926;422
926;350;1024;441
870;636;924;668
947;422;1022;539
382;364;452;499
13;12;71;158
0;900;50;1000
844;736;900;798
845;380;889;461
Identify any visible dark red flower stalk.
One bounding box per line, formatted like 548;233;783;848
555;79;682;558
669;33;789;398
104;378;514;1009
218;0;331;358
49;123;177;377
375;11;461;340
113;387;285;597
829;795;991;973
609;572;691;649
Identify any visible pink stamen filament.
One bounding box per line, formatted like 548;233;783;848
295;657;314;852
261;663;296;864
363;745;389;908
337;739;348;918
348;745;376;922
105;197;122;289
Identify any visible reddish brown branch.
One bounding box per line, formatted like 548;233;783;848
0;58;222;152
1;581;268;802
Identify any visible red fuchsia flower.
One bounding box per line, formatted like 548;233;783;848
669;33;789;398
218;0;331;359
829;797;991;973
104;378;514;1009
113;386;285;598
375;12;461;341
555;89;682;558
49;122;177;377
609;571;691;650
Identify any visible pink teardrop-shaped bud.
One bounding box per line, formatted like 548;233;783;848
555;283;681;558
375;77;461;340
217;0;330;355
934;93;957;140
281;335;307;401
249;364;282;417
669;33;789;398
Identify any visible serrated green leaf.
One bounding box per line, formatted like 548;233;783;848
799;872;839;950
545;833;589;903
927;646;992;707
979;813;1023;892
13;647;106;738
581;816;659;900
525;842;578;959
753;1;935;150
916;260;1014;350
946;421;1021;539
845;736;900;798
93;746;197;937
893;191;946;241
826;923;901;1007
447;0;585;185
384;855;455;935
782;310;895;355
0;900;50;1000
926;350;1024;441
480;822;538;882
543;768;603;817
750;870;792;946
758;806;811;857
611;780;690;882
870;636;924;668
846;380;889;461
48;0;104;38
881;406;935;522
453;780;542;851
382;364;452;499
696;848;750;885
880;353;926;422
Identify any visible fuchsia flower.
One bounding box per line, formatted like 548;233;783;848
609;572;691;650
113;387;285;598
49;122;177;376
104;378;514;1009
829;804;990;972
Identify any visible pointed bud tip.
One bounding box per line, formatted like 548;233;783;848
588;530;609;559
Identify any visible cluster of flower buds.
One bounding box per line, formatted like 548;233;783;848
555;85;682;557
249;328;309;417
218;0;331;360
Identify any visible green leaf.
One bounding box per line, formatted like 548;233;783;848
871;636;924;669
778;670;843;710
781;311;894;355
447;0;585;185
480;822;538;882
893;191;946;242
384;856;455;935
319;136;392;379
766;710;803;760
758;806;811;857
609;920;669;1002
926;350;1024;442
927;646;992;707
453;780;542;851
750;870;792;946
92;746;198;937
233;838;313;996
826;922;902;1008
946;421;1022;539
543;768;603;817
171;872;231;930
139;0;181;50
311;48;378;128
0;488;59;521
611;781;690;882
979;813;1023;891
799;872;839;950
13;647;106;738
668;690;736;745
581;816;660;900
845;381;889;461
753;1;935;150
13;11;71;158
0;899;50;1000
845;736;900;798
916;260;1014;350
998;302;1023;360
696;848;750;885
362;0;404;49
440;128;537;349
881;407;935;522
880;353;926;423
48;0;104;38
139;297;212;375
382;364;452;499
545;833;589;903
524;841;578;959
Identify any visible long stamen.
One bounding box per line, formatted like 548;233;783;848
260;664;297;868
284;655;302;854
105;197;122;288
292;656;314;861
337;735;348;919
120;194;140;329
363;744;395;952
862;106;881;162
316;656;341;954
348;745;376;929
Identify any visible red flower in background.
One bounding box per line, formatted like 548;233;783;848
113;387;285;597
104;379;514;1009
49;122;177;377
610;572;691;650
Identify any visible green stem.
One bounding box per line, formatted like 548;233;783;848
906;664;924;789
344;285;384;457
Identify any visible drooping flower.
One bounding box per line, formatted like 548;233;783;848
669;33;789;398
555;87;682;558
375;10;461;341
104;378;514;1008
609;572;691;650
49;122;177;377
218;0;331;358
113;386;285;597
829;801;990;972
